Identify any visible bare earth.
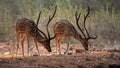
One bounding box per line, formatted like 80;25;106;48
0;43;120;68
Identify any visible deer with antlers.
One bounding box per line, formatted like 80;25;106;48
15;6;57;57
54;6;97;54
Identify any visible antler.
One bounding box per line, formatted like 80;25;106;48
36;11;48;38
83;6;97;40
36;11;41;27
83;6;90;38
75;11;86;39
46;6;57;40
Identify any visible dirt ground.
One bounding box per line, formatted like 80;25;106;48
0;42;120;68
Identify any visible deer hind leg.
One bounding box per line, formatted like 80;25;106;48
64;37;70;54
26;34;30;56
16;32;20;57
34;39;40;56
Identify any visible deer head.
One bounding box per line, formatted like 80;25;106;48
75;6;97;50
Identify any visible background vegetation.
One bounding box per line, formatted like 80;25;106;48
0;0;120;47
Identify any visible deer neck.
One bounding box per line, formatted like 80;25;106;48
71;29;83;41
32;30;46;43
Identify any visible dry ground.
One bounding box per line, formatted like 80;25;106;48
0;42;120;68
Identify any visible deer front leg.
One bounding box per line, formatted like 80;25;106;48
55;40;58;55
21;35;26;57
58;41;61;55
34;39;40;56
56;37;62;55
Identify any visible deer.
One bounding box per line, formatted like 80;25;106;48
15;6;57;57
53;6;97;54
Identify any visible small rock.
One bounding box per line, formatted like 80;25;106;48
78;65;86;68
32;54;39;56
109;64;120;68
94;63;108;68
85;57;91;61
75;49;83;53
60;65;64;68
67;52;73;55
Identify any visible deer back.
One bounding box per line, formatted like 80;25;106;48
54;20;82;39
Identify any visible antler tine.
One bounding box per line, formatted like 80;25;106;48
84;6;97;40
75;11;81;22
83;6;90;38
75;11;86;38
47;6;57;27
37;28;48;39
36;11;48;38
46;6;57;40
50;35;56;40
36;11;42;27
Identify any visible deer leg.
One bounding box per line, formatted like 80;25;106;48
57;37;62;55
26;35;30;56
55;37;61;55
64;38;70;54
16;33;20;58
55;39;58;54
21;37;25;57
58;40;61;55
34;39;40;56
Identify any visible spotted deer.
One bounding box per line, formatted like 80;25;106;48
16;6;57;57
54;6;97;54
